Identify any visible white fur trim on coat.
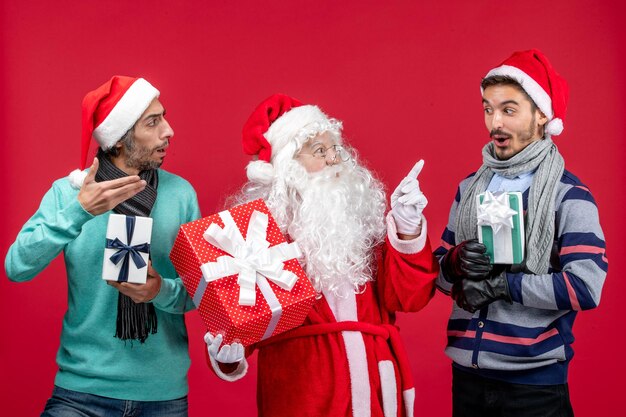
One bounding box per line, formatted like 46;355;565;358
344;331;371;417
403;388;415;417
209;355;248;382
378;360;398;417
93;78;159;149
386;212;427;255
324;290;371;417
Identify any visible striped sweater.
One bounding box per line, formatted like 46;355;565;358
435;169;607;385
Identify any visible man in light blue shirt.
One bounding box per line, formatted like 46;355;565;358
5;76;200;416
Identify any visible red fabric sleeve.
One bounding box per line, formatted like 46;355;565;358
379;235;438;313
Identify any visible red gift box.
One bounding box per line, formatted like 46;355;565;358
170;199;316;347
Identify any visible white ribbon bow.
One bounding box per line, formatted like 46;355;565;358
200;210;301;306
477;191;518;234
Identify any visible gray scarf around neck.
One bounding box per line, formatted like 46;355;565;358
454;138;565;274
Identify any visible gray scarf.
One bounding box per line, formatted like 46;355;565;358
454;138;564;274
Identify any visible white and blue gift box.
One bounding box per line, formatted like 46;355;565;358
102;214;153;284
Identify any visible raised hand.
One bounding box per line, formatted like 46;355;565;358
77;157;146;215
391;159;428;236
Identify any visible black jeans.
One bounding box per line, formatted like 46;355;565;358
452;366;574;417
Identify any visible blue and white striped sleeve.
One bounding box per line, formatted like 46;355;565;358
507;183;607;311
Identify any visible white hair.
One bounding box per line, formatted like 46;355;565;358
230;144;387;297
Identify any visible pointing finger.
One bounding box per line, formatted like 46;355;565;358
407;160;424;179
400;179;419;194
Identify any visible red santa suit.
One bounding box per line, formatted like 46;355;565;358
210;213;438;417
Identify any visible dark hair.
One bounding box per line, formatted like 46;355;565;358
481;75;538;113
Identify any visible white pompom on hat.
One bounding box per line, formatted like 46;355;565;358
242;94;342;184
68;76;159;189
482;49;569;138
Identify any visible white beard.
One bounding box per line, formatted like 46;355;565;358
232;156;387;297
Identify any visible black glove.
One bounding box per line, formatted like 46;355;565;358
452;271;512;313
441;239;492;283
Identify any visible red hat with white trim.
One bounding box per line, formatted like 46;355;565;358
242;94;343;184
68;76;159;188
483;49;569;138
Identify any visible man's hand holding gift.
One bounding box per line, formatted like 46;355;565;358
442;239;512;313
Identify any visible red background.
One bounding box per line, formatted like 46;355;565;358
1;1;624;416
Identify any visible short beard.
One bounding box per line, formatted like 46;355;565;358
118;129;163;171
231;154;387;297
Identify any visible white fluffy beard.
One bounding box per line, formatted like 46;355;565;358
234;157;387;297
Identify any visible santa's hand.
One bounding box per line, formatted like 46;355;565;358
204;332;244;364
391;160;428;235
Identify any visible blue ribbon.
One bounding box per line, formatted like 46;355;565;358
106;216;150;282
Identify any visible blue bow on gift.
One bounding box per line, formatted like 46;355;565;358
106;216;151;282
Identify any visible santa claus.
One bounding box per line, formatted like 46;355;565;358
205;94;439;417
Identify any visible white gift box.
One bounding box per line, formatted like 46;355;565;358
102;214;153;284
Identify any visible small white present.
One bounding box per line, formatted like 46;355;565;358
102;214;153;283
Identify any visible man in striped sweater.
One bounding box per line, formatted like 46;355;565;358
435;49;607;417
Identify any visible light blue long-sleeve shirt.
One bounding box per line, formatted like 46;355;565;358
486;170;535;193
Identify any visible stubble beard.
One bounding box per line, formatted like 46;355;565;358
124;140;164;171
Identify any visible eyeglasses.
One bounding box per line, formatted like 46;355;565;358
298;144;352;163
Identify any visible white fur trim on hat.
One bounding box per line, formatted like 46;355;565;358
246;160;275;184
93;78;159;149
264;105;340;163
485;65;554;120
68;168;88;189
545;117;563;136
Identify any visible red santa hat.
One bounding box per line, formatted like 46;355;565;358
242;94;343;184
483;49;569;138
68;75;160;188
